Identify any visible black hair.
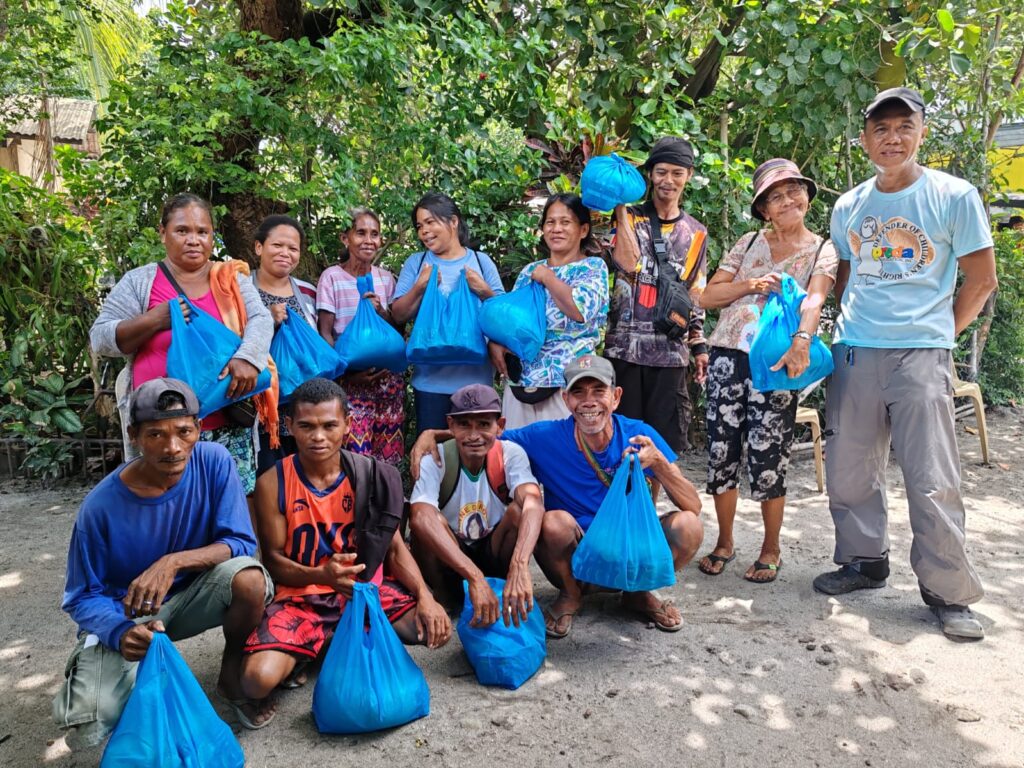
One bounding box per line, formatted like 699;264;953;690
160;193;214;229
538;193;596;256
155;391;188;412
288;377;349;416
254;214;305;248
411;192;471;247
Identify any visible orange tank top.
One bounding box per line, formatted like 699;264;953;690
275;455;382;601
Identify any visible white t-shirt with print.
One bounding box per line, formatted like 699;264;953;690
410;440;537;542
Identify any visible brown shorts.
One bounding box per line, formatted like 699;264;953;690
243;580;416;659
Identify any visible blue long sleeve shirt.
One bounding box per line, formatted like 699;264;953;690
61;441;257;651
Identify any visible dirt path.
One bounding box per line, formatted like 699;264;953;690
1;409;1022;767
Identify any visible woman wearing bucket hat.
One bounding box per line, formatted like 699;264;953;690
606;136;710;453
696;158;838;584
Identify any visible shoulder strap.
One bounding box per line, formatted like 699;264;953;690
485;440;512;505
744;231;760;255
438;440;461;510
158;261;187;297
642;201;668;265
339;449;372;531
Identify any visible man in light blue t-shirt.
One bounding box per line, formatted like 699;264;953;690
814;88;997;640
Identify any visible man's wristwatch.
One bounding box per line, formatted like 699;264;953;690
791;330;813;341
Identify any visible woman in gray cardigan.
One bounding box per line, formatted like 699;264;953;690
90;193;273;494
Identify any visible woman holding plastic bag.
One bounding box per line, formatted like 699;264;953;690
89;193;275;494
391;193;504;433
316;208;406;465
251;214;327;474
696;159;838;584
488;194;610;428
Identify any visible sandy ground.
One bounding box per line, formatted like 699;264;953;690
1;408;1023;768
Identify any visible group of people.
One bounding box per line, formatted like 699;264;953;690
54;86;997;751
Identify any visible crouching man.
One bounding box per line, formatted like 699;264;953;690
409;384;545;628
53;378;272;749
239;378;450;722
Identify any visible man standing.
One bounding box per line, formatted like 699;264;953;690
607;136;709;451
412;356;703;639
409;384;545;629
53;378;273;748
814;88;998;640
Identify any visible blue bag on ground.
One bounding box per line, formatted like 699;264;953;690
406;265;487;365
456;577;547;690
335;274;407;373
571;453;676;592
748;273;834;392
478;281;547;363
271;307;345;401
312;581;430;734
166;297;271;419
580;153;647;212
99;633;243;768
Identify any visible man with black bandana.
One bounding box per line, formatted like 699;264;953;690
607;136;709;452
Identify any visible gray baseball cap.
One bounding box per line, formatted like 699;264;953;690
448;383;502;416
562;355;616;390
864;87;925;119
129;378;200;426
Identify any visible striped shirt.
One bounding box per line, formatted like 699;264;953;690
315;265;397;340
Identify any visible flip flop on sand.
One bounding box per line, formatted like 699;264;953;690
698;551;736;576
744;559;782;584
624;595;683;632
279;660;309;690
215;689;276;730
543;607;577;639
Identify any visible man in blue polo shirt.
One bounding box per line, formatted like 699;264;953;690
814;88;997;640
53;379;274;748
411;355;703;639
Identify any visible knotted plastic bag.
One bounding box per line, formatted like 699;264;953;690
407;265;487;365
334;274;407;374
748;273;834;392
478;280;548;364
580;153;647;212
312;582;430;734
166;297;271;419
571;453;676;592
456;577;546;690
270;307;346;402
99;633;244;768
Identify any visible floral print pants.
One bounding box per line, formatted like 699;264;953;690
705;348;797;501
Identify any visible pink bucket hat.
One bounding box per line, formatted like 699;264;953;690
750;158;817;221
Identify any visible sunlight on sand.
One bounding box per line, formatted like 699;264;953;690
690;692;730;725
712;596;753;612
856;715;897;732
684;731;706;749
16;673;53;690
0;642;28;660
0;571;23;589
42;737;70;762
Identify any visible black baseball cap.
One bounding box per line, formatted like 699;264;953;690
448;384;502;416
562;355;616;390
864;87;926;120
129;378;200;426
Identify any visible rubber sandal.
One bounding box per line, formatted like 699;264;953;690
543;608;576;639
215;689;276;730
698;552;736;576
278;660;309;690
744;559;782;584
625;597;683;632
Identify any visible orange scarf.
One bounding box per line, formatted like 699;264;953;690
209;260;280;447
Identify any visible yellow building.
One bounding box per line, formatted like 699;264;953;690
992;122;1024;193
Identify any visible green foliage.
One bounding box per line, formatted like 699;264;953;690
973;232;1024;405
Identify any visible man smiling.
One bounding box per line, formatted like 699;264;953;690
412;356;703;639
53;378;271;749
815;87;997;640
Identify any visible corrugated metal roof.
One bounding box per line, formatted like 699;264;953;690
4;98;97;145
994;122;1024;149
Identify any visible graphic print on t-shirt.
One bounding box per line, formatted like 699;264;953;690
847;215;934;284
459;500;489;541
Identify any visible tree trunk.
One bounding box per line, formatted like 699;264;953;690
214;1;304;263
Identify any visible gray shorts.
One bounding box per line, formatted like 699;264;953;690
53;556;272;750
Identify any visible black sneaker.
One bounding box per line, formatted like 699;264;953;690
813;565;887;595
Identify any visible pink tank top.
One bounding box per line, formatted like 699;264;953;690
134;268;228;430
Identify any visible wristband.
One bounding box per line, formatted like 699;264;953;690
791;330;813;341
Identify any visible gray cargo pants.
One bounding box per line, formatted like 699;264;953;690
824;344;983;607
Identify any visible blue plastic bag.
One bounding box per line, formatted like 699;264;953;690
334;274;407;374
406;265;487;365
456;577;546;690
580;153;647;212
270;307;346;402
478;280;548;364
571;453;676;592
312;581;430;734
99;633;243;768
748;273;834;392
166;297;271;419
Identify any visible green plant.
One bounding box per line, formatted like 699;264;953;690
970;232;1024;405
